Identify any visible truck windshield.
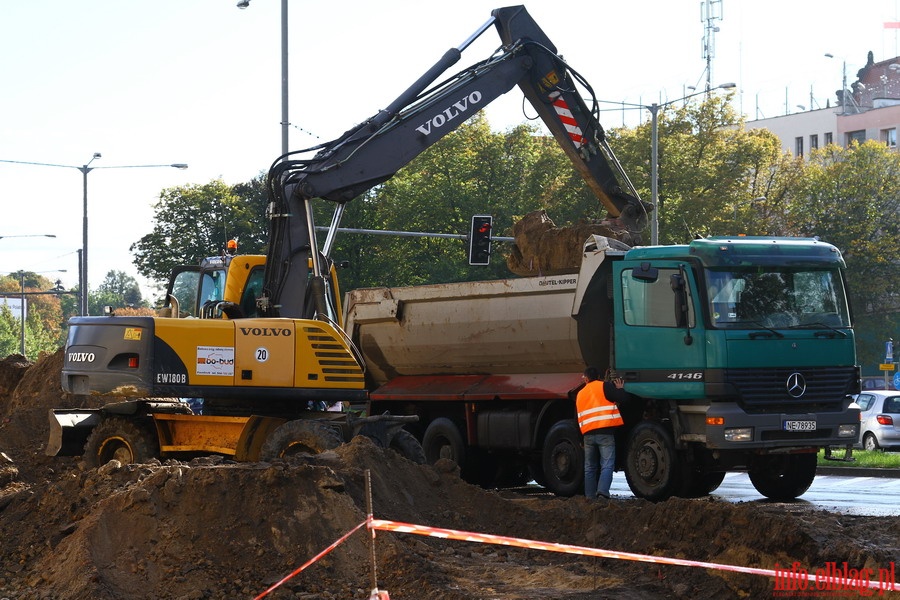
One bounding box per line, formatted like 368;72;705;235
705;267;850;329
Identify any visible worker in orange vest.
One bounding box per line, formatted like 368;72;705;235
576;366;626;501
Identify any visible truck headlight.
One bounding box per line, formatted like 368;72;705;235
724;427;753;442
837;424;858;438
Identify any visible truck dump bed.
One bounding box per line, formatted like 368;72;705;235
344;275;586;387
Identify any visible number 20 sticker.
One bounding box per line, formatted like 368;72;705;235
256;347;269;363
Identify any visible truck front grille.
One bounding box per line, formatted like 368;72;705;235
725;367;856;413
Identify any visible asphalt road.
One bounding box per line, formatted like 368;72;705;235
607;468;900;516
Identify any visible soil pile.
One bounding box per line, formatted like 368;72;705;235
1;351;899;599
507;210;635;276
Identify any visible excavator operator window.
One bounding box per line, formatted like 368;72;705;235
169;269;201;317
199;270;225;307
239;266;265;319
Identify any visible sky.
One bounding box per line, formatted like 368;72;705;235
1;0;899;302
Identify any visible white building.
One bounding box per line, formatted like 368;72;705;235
748;52;900;156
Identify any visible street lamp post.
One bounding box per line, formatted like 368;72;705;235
237;0;290;158
647;82;735;244
0;157;187;316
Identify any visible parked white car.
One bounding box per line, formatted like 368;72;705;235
855;391;900;451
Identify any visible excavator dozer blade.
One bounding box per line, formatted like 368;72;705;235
46;409;101;457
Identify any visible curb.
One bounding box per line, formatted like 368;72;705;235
816;466;900;478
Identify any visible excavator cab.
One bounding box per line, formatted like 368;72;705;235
161;254;267;319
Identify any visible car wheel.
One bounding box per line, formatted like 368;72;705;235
863;432;881;452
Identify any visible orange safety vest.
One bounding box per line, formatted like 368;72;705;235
576;380;624;434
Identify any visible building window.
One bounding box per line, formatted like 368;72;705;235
810;134;819;150
795;136;804;157
882;128;897;148
824;132;833;145
846;130;866;146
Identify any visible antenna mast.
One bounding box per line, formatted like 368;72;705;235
701;0;723;91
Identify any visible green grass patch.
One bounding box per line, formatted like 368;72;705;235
817;447;900;468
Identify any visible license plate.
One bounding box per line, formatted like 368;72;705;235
784;420;817;432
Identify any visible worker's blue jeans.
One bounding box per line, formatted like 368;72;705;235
583;430;616;499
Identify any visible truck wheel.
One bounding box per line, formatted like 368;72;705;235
863;433;881;452
259;420;343;461
389;429;426;464
682;470;727;497
83;417;159;468
422;418;466;468
625;421;680;501
748;453;817;501
541;420;583;497
528;461;548;487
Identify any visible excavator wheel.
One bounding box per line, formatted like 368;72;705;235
389;429;426;464
259;420;343;461
83;417;160;468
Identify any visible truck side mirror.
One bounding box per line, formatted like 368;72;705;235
670;273;688;328
632;262;658;282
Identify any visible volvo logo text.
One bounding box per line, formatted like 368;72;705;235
415;91;483;136
786;372;807;398
67;352;95;363
238;327;292;337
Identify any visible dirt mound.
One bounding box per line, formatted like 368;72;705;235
1;352;899;599
507;210;635;276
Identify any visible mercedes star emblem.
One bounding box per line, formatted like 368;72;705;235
786;372;807;398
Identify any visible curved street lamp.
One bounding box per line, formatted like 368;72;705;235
0;234;56;241
0;157;187;315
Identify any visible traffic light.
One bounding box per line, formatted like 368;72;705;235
468;215;492;265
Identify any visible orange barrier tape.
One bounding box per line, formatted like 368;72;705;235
369;518;900;593
254;515;900;597
254;520;368;600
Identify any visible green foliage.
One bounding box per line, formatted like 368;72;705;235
325;114;597;290
610;94;794;243
789;141;900;307
130;176;269;282
0;272;70;358
786;141;900;369
817;448;900;469
88;270;146;314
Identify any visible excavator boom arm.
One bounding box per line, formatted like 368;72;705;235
261;5;649;318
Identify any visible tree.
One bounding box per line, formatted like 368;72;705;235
131;177;269;282
786;140;900;369
88;270;146;314
609;94;793;244
0;272;70;358
324;113;600;290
